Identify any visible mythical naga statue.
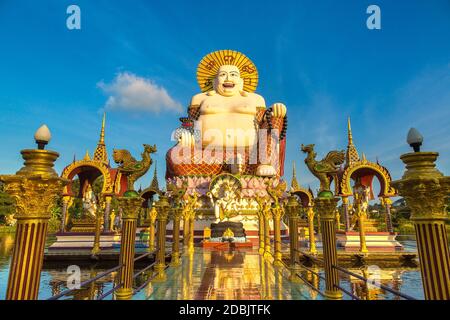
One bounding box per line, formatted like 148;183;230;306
301;144;345;196
113;144;157;191
166;50;288;178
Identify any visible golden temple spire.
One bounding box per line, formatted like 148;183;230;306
345;117;360;167
291;161;300;190
93;113;109;164
150;161;159;190
84;150;91;161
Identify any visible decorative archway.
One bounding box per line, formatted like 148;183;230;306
291;187;314;208
339;159;397;233
340;160;396;198
61;160;114;196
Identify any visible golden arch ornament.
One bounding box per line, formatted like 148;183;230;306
340;160;396;197
197;50;259;93
291;187;314;207
61;160;114;195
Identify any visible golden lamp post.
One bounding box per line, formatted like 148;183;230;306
263;204;272;259
306;206;317;254
392;128;450;300
315;196;343;300
0;125;67;300
147;206;157;252
272;203;284;267
170;206;182;267
255;197;266;255
285;195;301;282
115;195;143;300
153;194;170;282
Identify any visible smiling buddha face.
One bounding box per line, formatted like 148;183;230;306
213;65;244;97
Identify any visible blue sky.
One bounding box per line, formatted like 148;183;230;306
0;0;449;196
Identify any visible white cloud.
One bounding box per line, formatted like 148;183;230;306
97;72;183;113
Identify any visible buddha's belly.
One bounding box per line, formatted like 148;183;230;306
198;113;257;148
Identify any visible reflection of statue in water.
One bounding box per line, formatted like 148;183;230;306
166;50;288;179
82;184;97;218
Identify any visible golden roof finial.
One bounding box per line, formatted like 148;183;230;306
150;161;159;190
93;113;109;164
345;117;360;167
291;161;300;190
99;112;106;144
84;150;91;161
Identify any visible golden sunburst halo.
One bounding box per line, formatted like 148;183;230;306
197;50;259;93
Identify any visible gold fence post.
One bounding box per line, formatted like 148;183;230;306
153;195;170;282
315;197;343;300
170;207;182;267
285;195;301;282
392;150;450;300
0;126;67;300
115;195;143;300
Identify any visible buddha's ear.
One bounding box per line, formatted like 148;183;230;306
206;90;216;96
240;90;248;97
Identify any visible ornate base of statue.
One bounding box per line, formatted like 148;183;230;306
70;217;98;233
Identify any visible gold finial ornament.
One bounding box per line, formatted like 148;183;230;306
346;117;360;166
197;50;258;93
93;113;108;164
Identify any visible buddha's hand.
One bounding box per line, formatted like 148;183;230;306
178;130;195;147
270;103;287;118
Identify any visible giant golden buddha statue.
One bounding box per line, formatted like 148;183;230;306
166;50;287;179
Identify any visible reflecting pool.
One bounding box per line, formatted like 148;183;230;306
0;232;425;300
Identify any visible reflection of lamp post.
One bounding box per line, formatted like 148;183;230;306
392;129;450;300
0;125;67;300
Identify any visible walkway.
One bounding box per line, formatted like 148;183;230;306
133;248;322;300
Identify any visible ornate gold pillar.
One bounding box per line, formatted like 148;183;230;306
341;196;350;231
1;139;67;300
147;207;157;252
285;195;301;282
183;214;189;247
188;210;195;254
154;195;170;282
115;196;142;300
392;151;450;300
315;197;342;300
263;206;272;259
170;207;182;266
258;209;265;255
272;205;284;267
306;206;317;254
